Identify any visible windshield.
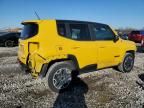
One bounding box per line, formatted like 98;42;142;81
131;31;140;34
20;23;38;39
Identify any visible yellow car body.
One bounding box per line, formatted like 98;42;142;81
18;19;136;78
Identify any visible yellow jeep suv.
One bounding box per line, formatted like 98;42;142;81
18;19;136;92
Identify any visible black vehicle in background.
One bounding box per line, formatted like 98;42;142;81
0;32;20;47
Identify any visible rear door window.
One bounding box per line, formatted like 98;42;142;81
57;22;91;41
21;23;38;39
69;24;91;41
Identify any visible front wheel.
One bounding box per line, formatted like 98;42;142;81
116;53;134;73
44;61;76;93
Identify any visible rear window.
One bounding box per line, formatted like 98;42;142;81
20;23;38;39
69;24;91;40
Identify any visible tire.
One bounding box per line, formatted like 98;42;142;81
44;61;76;93
116;53;134;73
4;40;14;47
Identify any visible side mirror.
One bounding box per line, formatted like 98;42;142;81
114;35;119;42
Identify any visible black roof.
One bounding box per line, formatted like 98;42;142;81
56;19;108;26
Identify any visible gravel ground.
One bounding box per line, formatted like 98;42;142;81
0;47;144;108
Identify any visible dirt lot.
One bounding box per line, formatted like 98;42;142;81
0;47;144;108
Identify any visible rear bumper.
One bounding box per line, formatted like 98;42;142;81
18;56;44;78
18;58;30;72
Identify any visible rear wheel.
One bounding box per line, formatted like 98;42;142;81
4;40;14;47
44;61;76;93
115;53;134;73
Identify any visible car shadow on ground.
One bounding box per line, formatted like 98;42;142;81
136;73;144;90
53;72;89;108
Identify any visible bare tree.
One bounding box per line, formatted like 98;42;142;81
116;27;136;35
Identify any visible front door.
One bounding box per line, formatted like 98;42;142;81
91;24;120;68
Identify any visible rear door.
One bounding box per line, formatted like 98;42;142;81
68;23;99;67
57;21;98;68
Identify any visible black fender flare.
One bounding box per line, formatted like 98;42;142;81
39;54;79;78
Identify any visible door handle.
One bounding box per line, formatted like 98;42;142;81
100;46;105;48
72;47;80;49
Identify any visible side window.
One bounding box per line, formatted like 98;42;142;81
5;33;11;37
69;24;91;41
57;23;66;37
92;24;115;40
